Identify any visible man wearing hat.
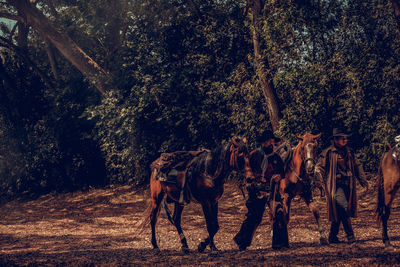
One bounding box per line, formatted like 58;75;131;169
315;127;368;244
234;129;287;250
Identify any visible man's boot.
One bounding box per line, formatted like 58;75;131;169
233;233;248;251
272;204;289;250
328;220;341;244
342;217;355;244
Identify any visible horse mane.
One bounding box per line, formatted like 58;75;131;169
206;141;231;179
187;141;231;184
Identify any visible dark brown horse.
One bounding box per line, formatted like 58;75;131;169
376;141;400;250
149;137;254;253
279;132;328;245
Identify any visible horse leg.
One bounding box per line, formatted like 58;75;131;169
381;182;399;249
303;196;328;245
280;180;292;223
382;188;398;249
150;190;165;250
284;194;293;224
207;202;219;251
198;201;219;252
381;205;392;249
171;202;190;253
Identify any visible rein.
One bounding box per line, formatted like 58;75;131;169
289;163;303;182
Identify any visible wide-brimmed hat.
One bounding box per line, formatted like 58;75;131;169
330;127;352;139
256;130;281;144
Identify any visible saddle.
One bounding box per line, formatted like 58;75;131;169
276;141;293;172
151;149;208;203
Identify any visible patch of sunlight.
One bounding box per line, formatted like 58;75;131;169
109;193;146;204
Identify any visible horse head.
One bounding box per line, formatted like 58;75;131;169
229;136;254;180
297;132;321;175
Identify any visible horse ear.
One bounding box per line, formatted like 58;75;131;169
314;133;322;140
297;135;303;141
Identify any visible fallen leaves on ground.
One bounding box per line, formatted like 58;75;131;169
0;179;399;266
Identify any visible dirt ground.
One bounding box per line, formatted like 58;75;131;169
1;178;400;266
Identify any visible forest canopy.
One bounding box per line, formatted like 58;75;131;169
0;0;399;198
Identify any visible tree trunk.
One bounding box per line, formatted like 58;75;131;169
391;0;400;30
17;13;29;49
44;38;58;79
248;0;281;132
8;0;111;95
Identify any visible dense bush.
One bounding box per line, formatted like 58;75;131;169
0;0;399;197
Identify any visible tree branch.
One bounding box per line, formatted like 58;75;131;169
0;11;24;23
44;38;58;79
7;0;111;95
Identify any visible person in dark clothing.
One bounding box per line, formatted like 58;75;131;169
315;127;368;244
234;130;287;250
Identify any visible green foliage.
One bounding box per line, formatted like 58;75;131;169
86;0;252;183
265;0;400;170
0;50;106;198
1;0;400;198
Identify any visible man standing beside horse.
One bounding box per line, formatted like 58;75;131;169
234;130;288;250
315;127;369;244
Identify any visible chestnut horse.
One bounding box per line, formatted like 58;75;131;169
149;137;254;253
279;132;328;245
376;139;400;250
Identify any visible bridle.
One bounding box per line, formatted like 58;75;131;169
290;140;317;182
302;142;317;175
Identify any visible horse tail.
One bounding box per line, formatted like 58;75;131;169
376;165;385;223
162;199;175;225
134;167;163;236
134;200;152;236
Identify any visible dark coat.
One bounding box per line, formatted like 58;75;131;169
249;149;285;184
315;145;367;222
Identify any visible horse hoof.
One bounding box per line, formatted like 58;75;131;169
320;237;329;245
198;242;207;253
210;246;219;252
182;247;190;254
384;243;394;251
384;245;394;251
